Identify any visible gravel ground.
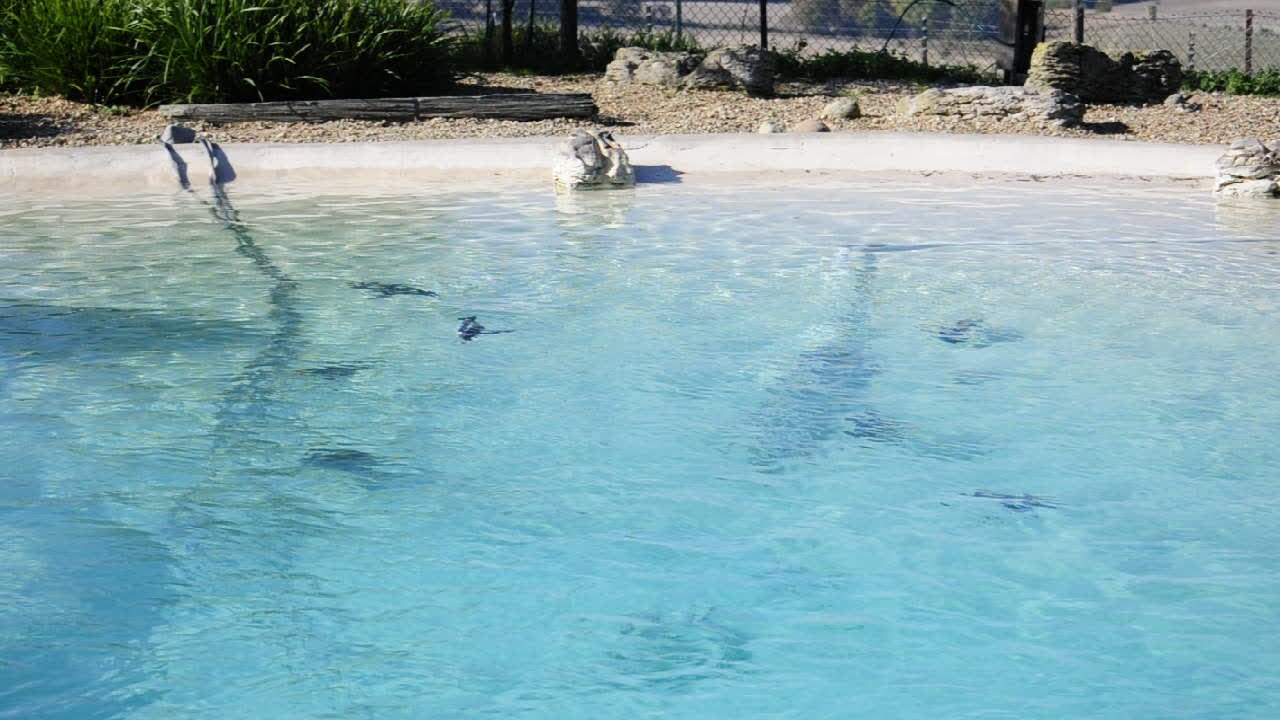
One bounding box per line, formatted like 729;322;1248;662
2;72;1276;149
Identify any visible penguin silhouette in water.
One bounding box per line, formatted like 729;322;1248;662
457;316;514;342
349;281;437;298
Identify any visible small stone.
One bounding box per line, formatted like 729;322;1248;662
788;118;829;133
757;121;784;134
819;96;861;121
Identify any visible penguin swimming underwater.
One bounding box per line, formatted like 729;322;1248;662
457;316;485;341
456;316;514;342
349;281;438;298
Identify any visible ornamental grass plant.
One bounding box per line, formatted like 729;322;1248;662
0;0;143;103
0;0;455;106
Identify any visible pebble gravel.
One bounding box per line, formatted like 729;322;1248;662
3;72;1277;149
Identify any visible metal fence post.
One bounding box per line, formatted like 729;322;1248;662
1246;8;1254;76
760;0;768;49
676;0;683;41
922;16;929;66
1188;31;1196;72
1073;0;1084;43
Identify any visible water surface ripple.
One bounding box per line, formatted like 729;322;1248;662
2;179;1279;719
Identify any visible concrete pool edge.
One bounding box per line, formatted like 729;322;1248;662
0;132;1222;195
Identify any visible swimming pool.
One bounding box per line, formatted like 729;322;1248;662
3;177;1279;719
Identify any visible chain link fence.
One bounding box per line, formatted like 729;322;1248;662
436;0;1280;74
438;0;1014;71
1044;6;1280;73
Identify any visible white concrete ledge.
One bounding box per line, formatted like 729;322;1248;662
0;132;1222;195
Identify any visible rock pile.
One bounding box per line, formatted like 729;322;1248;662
899;86;1084;127
552;129;635;191
603;48;701;87
1214;138;1280;199
1025;41;1183;104
604;45;775;96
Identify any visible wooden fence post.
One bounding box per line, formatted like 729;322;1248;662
501;0;515;65
998;0;1045;84
759;0;769;49
560;0;578;65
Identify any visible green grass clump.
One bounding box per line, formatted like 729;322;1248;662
0;0;144;103
773;41;998;85
0;0;455;106
1184;68;1280;97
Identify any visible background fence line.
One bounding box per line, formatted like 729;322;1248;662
436;0;1280;74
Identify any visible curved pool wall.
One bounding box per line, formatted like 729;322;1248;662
0;132;1221;195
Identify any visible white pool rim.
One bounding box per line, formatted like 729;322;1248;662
0;131;1221;194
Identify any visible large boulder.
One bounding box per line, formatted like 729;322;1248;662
604;47;702;86
552;129;636;191
899;86;1084;127
1214;138;1280;199
1025;41;1182;104
681;45;775;96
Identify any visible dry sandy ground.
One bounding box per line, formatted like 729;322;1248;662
2;73;1277;151
1108;0;1280;15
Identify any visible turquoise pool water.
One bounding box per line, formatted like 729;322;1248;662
2;178;1279;719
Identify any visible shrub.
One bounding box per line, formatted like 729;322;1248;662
1184;68;1280;97
773;41;997;85
0;0;455;105
456;26;704;75
132;0;455;104
0;0;144;103
579;29;703;71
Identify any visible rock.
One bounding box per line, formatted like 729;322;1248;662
1214;138;1280;198
1164;92;1202;113
1128;49;1184;103
1025;41;1182;104
819;96;861;121
552;128;636;190
788;118;829;133
899;86;1083;127
757;121;784;134
160;124;197;144
604;47;701;87
682;45;775;96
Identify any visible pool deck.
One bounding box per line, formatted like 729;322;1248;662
0;132;1221;195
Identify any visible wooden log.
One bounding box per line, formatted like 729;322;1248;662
415;94;596;120
159;94;597;123
161;98;418;123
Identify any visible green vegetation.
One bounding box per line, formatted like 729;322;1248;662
0;0;141;103
3;0;1273;106
579;28;703;71
773;42;999;85
457;25;703;74
1184;68;1280;97
0;0;454;105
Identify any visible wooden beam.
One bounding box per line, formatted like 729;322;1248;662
159;94;597;123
